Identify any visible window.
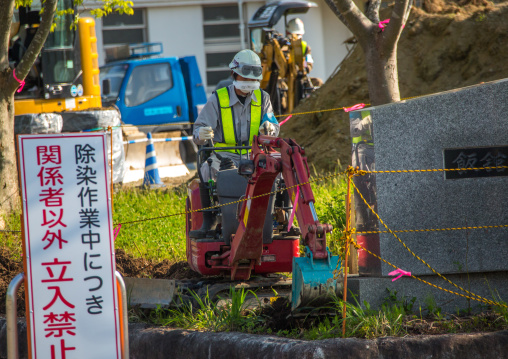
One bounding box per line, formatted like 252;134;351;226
102;10;146;48
203;5;240;44
99;64;128;99
203;4;244;91
124;63;173;107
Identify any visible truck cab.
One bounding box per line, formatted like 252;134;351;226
100;43;207;131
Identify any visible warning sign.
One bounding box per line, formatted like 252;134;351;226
18;133;121;359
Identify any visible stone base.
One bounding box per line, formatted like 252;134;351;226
347;271;508;314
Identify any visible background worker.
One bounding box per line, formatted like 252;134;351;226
190;49;279;238
286;18;314;73
286;18;323;87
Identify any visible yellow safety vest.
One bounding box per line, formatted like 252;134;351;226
302;40;307;56
215;87;262;154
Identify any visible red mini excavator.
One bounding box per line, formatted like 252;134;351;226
186;135;341;308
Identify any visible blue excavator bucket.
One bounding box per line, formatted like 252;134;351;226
291;247;342;310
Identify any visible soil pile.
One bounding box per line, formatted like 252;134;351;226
116;249;201;280
281;2;508;171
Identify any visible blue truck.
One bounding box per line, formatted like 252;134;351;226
99;43;207;173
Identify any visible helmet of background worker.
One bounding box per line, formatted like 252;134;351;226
287;18;305;36
229;49;263;81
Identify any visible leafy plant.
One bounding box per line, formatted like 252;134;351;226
424;294;443;319
149;286;260;332
383;288;416;313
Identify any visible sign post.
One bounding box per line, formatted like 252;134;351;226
18;133;123;359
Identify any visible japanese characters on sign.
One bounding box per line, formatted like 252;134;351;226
444;146;508;180
18;133;121;359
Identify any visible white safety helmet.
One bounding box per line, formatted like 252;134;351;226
229;49;263;81
287;18;305;35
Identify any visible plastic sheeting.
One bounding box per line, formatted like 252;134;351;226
14;109;126;183
60;108;126;183
14;113;63;134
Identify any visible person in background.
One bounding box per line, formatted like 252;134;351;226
286;18;315;74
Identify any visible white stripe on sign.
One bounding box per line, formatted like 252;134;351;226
123;136;193;145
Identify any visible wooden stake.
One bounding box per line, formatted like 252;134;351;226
342;172;352;337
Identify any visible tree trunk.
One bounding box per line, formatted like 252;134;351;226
0;0;58;223
325;0;411;106
0;71;19;222
363;39;401;106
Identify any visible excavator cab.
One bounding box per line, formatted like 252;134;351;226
248;1;318;114
186;144;300;278
11;0;102;116
11;0;94;103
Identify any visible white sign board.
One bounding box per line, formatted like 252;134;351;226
18;133;121;359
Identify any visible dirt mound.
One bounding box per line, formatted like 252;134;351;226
0;248;25;316
115;249;201;280
281;2;508;171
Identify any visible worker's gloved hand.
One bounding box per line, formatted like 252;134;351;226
259;121;276;136
198;126;214;141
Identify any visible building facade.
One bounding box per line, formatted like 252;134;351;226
91;0;352;94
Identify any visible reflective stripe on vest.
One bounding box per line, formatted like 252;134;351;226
302;40;307;56
352;136;374;145
215;87;262;154
352;129;373;145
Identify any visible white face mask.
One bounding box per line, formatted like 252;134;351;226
233;80;260;94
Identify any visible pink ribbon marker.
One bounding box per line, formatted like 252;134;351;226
279;114;293;126
287;186;300;232
12;69;25;93
388;268;411;282
378;19;404;31
378;19;390;30
344;103;366;112
113;224;122;241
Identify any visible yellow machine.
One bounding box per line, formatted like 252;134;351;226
11;0;102;116
248;1;318;114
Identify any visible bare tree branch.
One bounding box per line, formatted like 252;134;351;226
404;0;414;23
0;0;16;71
366;0;382;23
324;0;350;28
9;0;58;93
382;0;411;50
326;0;372;48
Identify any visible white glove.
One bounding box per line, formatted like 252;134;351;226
198;126;214;141
259;121;276;136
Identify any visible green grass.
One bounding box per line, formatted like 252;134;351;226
112;184;188;261
311;174;348;257
1;210;23;261
147;287;262;333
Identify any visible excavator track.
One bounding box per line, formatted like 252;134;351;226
124;275;293;309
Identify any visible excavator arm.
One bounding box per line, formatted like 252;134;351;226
227;135;333;280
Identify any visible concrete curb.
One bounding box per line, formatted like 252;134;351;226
2;319;508;358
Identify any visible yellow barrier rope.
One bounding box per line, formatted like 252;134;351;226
361;166;508;174
118;169;348;226
352;240;507;308
274;106;350;118
357;224;508;235
349;168;503;307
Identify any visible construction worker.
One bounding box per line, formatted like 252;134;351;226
190;49;279;238
286;17;323;96
286;18;314;74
